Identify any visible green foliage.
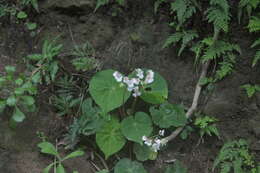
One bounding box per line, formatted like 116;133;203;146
21;0;39;12
121;112;153;144
238;0;260;23
213;139;258;173
154;0;166;14
65;98;105;148
206;0;230;33
71;41;100;72
17;11;27;19
38;140;84;173
248;16;260;32
50;94;80;116
0;66;37;122
194;116;220;138
241;84;260;97
150;103;187;128
133;143;157;161
96;118;126;159
163;30;199;56
164;160;187;173
114;158;147;173
170;0;198;28
27;39;63;84
89;69;131;113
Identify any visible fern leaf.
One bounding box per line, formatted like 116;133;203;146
178;30;198;56
206;0;230;32
251;38;260;48
248;16;260;32
252;50;260;67
163;32;183;48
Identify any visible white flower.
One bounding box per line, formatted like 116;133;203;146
144;70;154;84
113;71;123;82
151;138;161;152
132;87;141;97
136;68;144;79
142;136;152;146
123;77;134;88
132;78;140;85
159;129;165;136
142;136;148;141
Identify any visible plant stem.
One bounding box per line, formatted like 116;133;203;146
162;30;220;144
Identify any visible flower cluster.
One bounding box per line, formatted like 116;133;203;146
142;129;165;152
113;69;155;97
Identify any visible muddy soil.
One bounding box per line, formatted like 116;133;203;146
0;0;260;173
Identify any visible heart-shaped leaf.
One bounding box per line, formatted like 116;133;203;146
121;112;153;144
133;143;157;161
96;118;126;159
12;106;25;122
89;70;130;113
150;103;187;128
140;71;168;104
114;158;147;173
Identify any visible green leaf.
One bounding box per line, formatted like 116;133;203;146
89;70;130;113
133;143;157;161
57;163;66;173
27;54;42;61
96;118;126;159
26;22;37;30
114;158;147;173
63;150;84;161
15;78;24;85
12;106;26;122
140;71;168;104
32;71;42;84
5;66;16;74
21;96;35;106
38;142;59;157
121;112;153;144
7;95;17;106
164;160;187;173
43;163;55;173
50;61;59;81
150;103;187;128
94;0;109;12
17;11;27;19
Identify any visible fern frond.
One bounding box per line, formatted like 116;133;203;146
248;16;260;32
170;0;197;26
206;0;230;33
178;30;198;56
251;38;260;48
163;32;183;48
215;54;235;80
252;50;260;67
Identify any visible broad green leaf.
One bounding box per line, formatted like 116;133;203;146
38;142;59;157
0;100;6;113
140;71;168;104
121;112;153;144
27;54;42;61
12;106;26;122
5;66;16;74
63;150;84;161
21;96;35;106
17;11;27;19
133;143;157;161
164;160;187;173
7;95;17;106
43;163;55;173
96;118;126;159
114;158;147;173
15;78;24;85
89;70;130;113
150;103;187;128
32;71;42;84
57;163;66;173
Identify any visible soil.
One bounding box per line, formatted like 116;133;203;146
0;0;260;173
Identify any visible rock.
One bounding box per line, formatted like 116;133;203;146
43;0;96;9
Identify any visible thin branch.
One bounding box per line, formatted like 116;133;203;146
162;61;210;143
